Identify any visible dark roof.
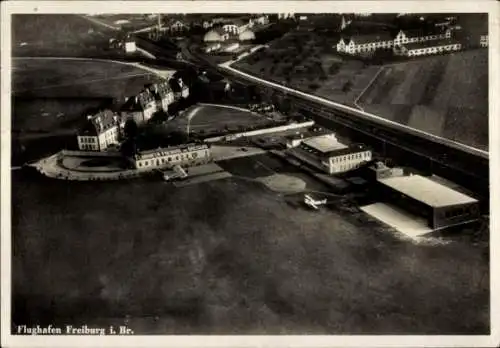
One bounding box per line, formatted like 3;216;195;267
399;26;448;38
169;78;187;92
123;89;156;111
349;32;393;44
79;109;118;136
148;80;173;100
323;144;369;158
403;38;461;51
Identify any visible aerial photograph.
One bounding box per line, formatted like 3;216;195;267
9;10;490;337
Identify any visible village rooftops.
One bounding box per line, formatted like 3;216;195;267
402;38;461;50
78;109;118;136
122;89;156;112
399;26;449;38
147;81;173;100
224;18;247;27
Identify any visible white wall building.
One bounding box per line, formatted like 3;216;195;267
77;110;121;151
287;134;372;174
480;34;488;47
121;89;157;125
222;19;250;35
395;39;462;57
124;38;136;53
132;143;212;170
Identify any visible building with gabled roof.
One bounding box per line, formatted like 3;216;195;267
169;77;190;100
147;81;175;112
337;31;394;54
77;109;121;151
121;88;157;124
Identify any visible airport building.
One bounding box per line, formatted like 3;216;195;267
376;174;480;230
131;143;212;170
287;134;372;174
77;110;121;151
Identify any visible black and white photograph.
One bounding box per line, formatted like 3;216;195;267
1;1;498;347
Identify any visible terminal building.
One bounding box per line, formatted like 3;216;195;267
287;133;372;174
131;143;212;170
376;174;480;230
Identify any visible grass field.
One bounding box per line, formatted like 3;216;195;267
358;50;489;150
12;14;117;57
12;170;489;334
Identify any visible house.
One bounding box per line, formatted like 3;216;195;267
337;32;394;54
121;89;157;125
124;36;136;53
287;134;372;174
278;13;295;20
203;20;214;29
395;39;462;57
169;78;189;100
205;42;222;53
164;18;189;32
147;81;175;112
480;34;488;47
77;110;121;151
249;14;269;27
222;19;250;35
132;143;212;170
239;29;256;41
203;27;230;42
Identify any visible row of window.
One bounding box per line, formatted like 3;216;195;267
330;151;371;163
407;45;460;56
395;33;448;43
137;151;205;168
80;136;96;143
334;162;363;173
444;207;470;219
81;144;98;150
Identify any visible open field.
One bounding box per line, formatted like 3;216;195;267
358;50;488;150
91;14;158;31
11;58;163;164
161;104;274;135
12;169;488;334
12;14;117;57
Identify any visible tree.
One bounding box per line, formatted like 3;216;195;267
124;119;139;139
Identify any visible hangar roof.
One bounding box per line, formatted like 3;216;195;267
378;174;478;208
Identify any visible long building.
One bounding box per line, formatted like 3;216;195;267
287;133;372;174
376;174;480;230
394;38;462;57
131;143;212;170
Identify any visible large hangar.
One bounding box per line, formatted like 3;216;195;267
377;174;480;230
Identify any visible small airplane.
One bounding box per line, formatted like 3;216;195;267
303;194;327;210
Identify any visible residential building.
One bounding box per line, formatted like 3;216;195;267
124;36;136;53
222;19;250;35
132;143;212;170
164;18;189;32
147;81;175;112
376;174;480;230
239;30;256;41
121;89;157;124
77;110;121;151
337;32;394;54
395;39;462;57
277;13;295;20
203;27;230;42
480;34;488;47
205;42;222;53
249;14;269;27
203;20;214;29
287;134;372;174
169;78;189;100
394;28;451;45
